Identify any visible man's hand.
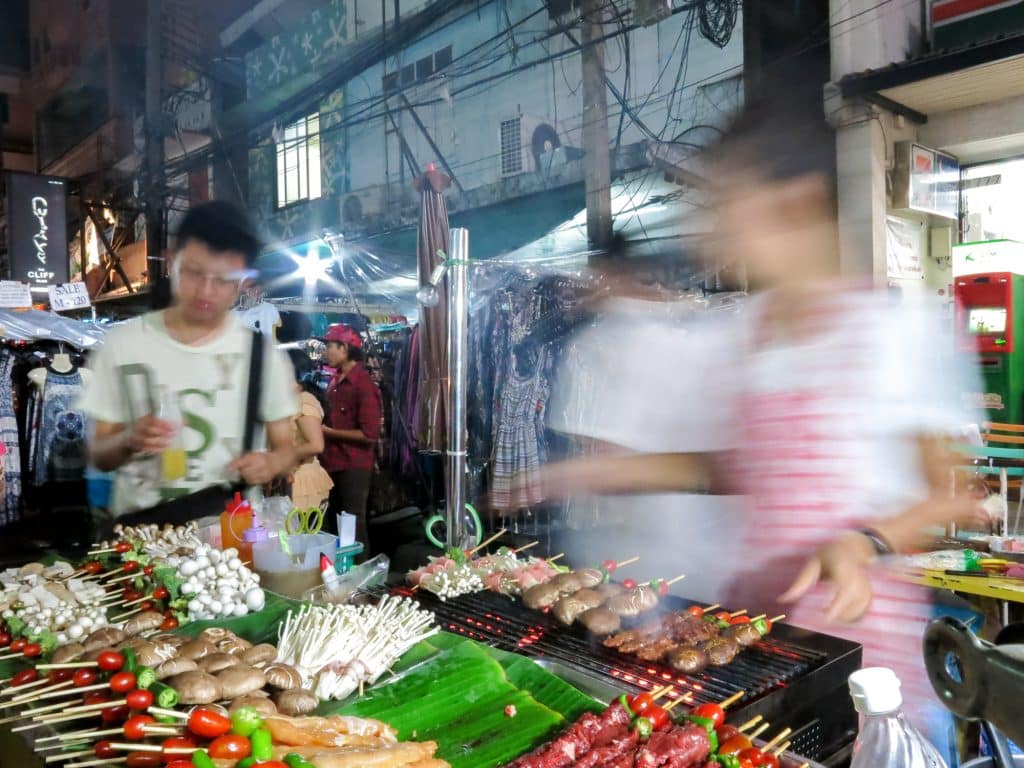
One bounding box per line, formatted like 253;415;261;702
126;415;177;455
779;532;877;624
230;452;284;486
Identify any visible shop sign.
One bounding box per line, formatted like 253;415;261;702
48;282;91;312
932;0;1024;48
0;281;33;308
886;215;926;280
3;172;69;291
892;143;959;221
952;239;1024;277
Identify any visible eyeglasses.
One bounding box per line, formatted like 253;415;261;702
175;262;258;291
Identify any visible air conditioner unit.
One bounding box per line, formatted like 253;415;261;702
498;114;565;177
339;185;387;227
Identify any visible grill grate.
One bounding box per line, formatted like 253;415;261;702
403;588;827;706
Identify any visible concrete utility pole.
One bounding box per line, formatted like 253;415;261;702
145;0;165;285
580;0;613;253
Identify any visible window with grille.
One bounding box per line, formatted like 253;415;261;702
276;113;322;209
500;117;523;177
383;45;453;92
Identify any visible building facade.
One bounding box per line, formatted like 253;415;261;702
221;0;744;264
830;0;1024;294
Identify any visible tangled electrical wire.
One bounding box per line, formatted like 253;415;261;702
697;0;738;48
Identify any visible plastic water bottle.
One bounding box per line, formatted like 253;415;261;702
157;389;187;481
849;668;948;768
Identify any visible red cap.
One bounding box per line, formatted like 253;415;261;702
320;324;362;348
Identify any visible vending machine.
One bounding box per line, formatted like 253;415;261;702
955;271;1024;423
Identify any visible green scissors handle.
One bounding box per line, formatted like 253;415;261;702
285;505;326;535
425;503;483;549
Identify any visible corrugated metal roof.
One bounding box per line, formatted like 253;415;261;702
839;32;1024;115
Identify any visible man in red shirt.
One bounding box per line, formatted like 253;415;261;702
319;324;382;548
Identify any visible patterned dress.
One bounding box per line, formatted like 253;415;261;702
0;350;20;525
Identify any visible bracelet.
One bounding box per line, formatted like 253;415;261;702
855;527;893;557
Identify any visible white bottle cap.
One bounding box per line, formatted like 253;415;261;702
849;667;903;715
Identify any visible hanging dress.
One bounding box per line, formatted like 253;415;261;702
0;350;20;525
34;368;87;485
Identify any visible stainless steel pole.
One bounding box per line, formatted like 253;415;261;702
445;228;471;548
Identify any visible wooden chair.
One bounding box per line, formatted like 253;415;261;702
983;421;1024;434
953;443;1024;535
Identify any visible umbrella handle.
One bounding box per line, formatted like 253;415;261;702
424;504;483;549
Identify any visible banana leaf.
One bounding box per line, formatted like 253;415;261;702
323;635;603;768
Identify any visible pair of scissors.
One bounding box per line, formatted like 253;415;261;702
285;504;326;535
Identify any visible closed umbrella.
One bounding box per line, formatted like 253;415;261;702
415;164;451;453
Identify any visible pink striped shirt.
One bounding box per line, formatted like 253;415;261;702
721;290;975;717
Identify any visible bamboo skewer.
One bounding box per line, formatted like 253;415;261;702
773;741;792;757
87;548;118;556
139;725;182;736
42;699;126;717
546;553;564;563
720;690;746;709
45;749;95;763
56;727;123;741
729;610;748;618
35;662;100;670
663;691;696;711
105;574;140;585
0;702;68;724
109;609;142;623
762;727;793;752
748;723;771;741
37;727;106;744
469;528;508;556
105;743;196;754
737;715;764;733
768;614;786;624
11;719;52;732
147;707;187;720
664;573;686;587
510;541;539;554
36;702;128;724
10;680;77;704
650;684;674;699
65;759;127;768
0;677;51;697
615;556;640;569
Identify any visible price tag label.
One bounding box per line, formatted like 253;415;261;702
48;282;91;312
0;281;33;308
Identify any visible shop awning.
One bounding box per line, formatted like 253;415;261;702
839;33;1024;121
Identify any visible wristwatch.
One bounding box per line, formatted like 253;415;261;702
856;527;893;556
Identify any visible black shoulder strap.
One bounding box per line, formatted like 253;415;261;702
242;330;264;453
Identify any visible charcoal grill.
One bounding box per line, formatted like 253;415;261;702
402;588;861;766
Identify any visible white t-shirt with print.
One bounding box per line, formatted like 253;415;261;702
235;303;281;336
77;312;298;516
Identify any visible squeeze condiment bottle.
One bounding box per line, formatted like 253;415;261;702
240;518;269;568
221;492;254;564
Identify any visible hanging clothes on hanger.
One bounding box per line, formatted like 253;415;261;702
33;365;88;485
0;349;21;526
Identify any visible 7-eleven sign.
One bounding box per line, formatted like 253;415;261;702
932;0;1024;45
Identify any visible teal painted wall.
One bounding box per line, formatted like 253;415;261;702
244;0;350;242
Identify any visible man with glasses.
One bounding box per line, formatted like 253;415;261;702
79;202;298;526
